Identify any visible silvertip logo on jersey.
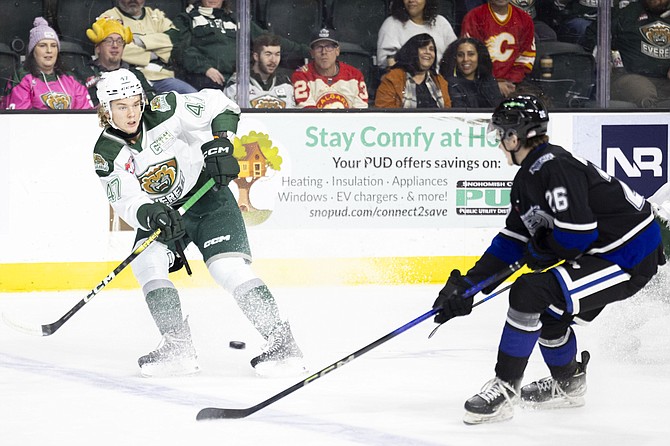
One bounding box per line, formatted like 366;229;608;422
455;180;512;215
640;21;670;59
94;153;109;173
150;95;171;112
250;94;287;109
602;124;668;197
140;159;179;195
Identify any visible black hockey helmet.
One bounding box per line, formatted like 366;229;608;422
490;94;549;143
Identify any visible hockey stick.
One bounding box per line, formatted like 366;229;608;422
196;261;523;421
2;178;215;337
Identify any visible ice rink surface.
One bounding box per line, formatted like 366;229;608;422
1;268;669;445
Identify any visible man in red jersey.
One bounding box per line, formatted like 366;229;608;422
291;28;369;108
461;0;536;97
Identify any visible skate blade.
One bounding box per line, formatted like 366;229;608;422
521;395;585;410
140;358;201;378
463;404;514;425
253;357;308;378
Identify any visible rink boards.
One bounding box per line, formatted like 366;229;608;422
0;110;667;291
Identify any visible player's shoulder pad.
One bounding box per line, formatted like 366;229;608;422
149;92;177;113
94;133;124;177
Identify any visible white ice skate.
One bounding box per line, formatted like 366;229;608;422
138;318;200;377
251;321;307;378
463;377;520;425
521;351;589;409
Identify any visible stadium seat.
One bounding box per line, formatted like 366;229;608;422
264;0;322;45
58;41;93;76
0;43;19;99
0;0;44;55
144;0;188;21
53;0;114;54
338;42;378;102
531;41;596;108
438;0;457;30
327;0;387;55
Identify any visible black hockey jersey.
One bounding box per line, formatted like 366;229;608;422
484;143;660;271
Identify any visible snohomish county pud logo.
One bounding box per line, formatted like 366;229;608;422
455;180;511;215
140;159;178;194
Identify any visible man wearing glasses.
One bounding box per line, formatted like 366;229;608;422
292;28;369;108
84;16;156;106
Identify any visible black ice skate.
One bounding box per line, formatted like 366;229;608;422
251;321;306;377
138;317;200;377
521;351;590;409
463;377;520;425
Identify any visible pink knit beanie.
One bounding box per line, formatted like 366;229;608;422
28;17;60;54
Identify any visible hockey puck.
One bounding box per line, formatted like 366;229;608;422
229;341;246;350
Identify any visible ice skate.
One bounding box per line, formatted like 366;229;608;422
251;321;306;377
521;351;590;409
463;377;520;425
138;318;200;377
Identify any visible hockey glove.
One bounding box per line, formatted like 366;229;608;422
137;202;186;243
432;269;473;324
201;137;239;189
525;227;560;270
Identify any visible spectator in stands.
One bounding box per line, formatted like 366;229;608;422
465;0;557;42
461;0;536;97
440;37;503;108
375;33;451;108
292;28;368;108
5;17;93;110
83;17;156;106
552;0;598;45
377;0;457;71
224;34;295;108
586;0;670;108
100;0;197;94
173;0;309;91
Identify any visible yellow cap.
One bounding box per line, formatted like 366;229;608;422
86;16;133;45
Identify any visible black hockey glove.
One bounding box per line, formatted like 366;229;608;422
201;137;239;189
525;227;560;270
432;269;473;324
137;202;186;243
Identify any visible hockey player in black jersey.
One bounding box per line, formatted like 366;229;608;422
433;95;666;424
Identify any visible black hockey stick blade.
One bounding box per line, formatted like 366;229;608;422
2;179;215;337
196;407;252;420
196;308;439;420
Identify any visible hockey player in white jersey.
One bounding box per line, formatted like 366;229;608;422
432;95;665;424
92;69;304;377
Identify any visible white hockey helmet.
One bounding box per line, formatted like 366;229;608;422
96;68;145;128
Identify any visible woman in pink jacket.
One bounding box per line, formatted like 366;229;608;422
5;17;93;110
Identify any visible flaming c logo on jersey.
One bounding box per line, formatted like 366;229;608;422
140;159;178;194
315;92;349;109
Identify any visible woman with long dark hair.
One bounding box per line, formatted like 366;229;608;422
440;37;503;109
375;33;451;108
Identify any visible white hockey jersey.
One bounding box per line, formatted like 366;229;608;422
93;89;241;230
224;70;296;108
